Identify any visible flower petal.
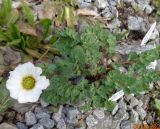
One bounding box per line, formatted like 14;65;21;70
10;89;21;99
36;76;50;90
18;90;28;103
6;79;22;90
26;89;42;102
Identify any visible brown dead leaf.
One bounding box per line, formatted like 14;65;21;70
76;8;99;17
17;22;38;36
2;47;21;66
38;1;56;20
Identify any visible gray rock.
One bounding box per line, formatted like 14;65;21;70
34;107;43;113
40;99;49;108
120;120;132;129
52;113;62;122
140;94;150;109
93;109;105;120
84;0;92;2
79;2;91;8
86;115;98;127
146;113;154;124
25;111;37;126
111;120;121;129
112;105;119;115
103;115;112;128
136;0;151;5
35;112;50;119
39;118;55;129
13;101;36;114
66;125;74;129
125;94;134;102
30;124;44;129
123;0;132;3
107;18;121;29
130;97;139;108
109;0;118;6
138;17;148;32
75;127;86;129
128;16;141;31
0;123;18;129
150;29;159;40
65;107;80;120
57;119;66;129
145;5;153;14
34;107;52;114
136;106;147;120
65;118;78;125
156;60;160;72
114;109;129;121
118;99;127;110
101;7;114;19
116;41;158;55
95;0;108;9
52;106;63;122
87;126;97;129
131;109;139;123
16;122;28;129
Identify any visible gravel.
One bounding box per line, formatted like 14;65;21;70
64;107;80;120
93;109;105;120
16;122;28;129
95;0;108;9
25;111;37;126
38;118;55;129
135;106;147;120
35;112;50;119
128;16;140;30
86;115;98;127
30;124;44;129
56;119;66;129
120;120;132;129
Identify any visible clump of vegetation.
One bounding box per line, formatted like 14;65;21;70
41;26;160;111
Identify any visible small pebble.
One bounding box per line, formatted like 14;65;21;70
16;122;28;129
39;118;55;129
86;115;98;127
30;124;44;129
35;112;50;119
25;111;37;126
93;109;105;120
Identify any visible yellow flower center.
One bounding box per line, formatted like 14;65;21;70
22;76;36;90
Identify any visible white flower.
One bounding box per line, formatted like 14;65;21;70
6;62;50;103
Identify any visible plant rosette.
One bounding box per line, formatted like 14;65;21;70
6;62;49;103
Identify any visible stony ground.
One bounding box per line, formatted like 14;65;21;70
0;0;160;129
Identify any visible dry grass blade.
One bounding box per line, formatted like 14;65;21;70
76;8;99;17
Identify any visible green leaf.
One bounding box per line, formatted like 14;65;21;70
155;99;160;112
0;0;12;25
0;81;12;114
8;39;21;46
0;30;7;42
39;19;52;38
6;9;19;26
105;100;116;112
22;2;34;25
